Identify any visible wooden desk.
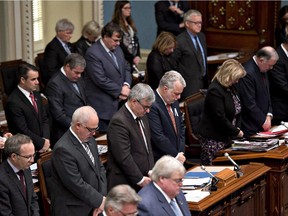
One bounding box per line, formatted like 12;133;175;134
213;145;288;216
189;163;270;216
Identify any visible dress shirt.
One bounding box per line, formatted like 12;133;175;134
17;85;35;106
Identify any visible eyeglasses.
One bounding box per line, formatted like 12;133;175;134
186;20;202;25
117;209;138;216
111;37;121;43
82;124;99;133
15;152;36;160
136;99;152;111
170;178;184;184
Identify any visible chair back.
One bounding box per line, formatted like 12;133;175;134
34;52;46;91
37;151;52;216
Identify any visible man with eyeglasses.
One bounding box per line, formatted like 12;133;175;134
45;53;87;144
138;155;191;216
0;134;39;216
172;9;208;100
85;21;132;133
104;184;140;216
50;106;107;216
107;83;155;192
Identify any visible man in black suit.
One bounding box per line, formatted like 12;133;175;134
43;18;74;85
148;71;186;163
45;53;87;144
5;63;50;153
172;9;208;100
155;0;190;36
238;46;279;137
50;106;107;216
0;134;39;216
106;83;155;192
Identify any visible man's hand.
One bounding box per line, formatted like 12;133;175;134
119;85;130;101
139;176;151;187
169;6;184;15
262;116;272;131
39;139;50;153
92;197;106;216
176;152;186;164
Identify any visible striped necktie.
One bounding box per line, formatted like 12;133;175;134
82;142;95;165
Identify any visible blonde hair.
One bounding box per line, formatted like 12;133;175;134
152;32;176;55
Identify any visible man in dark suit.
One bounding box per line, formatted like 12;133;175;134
106;83;155;192
138;155;191;216
238;46;279;137
85;22;132;132
43;18;74;85
45;53;87;144
155;0;190;36
5;63;50;153
268;36;288;124
50;106;107;216
172;9;208;100
148;71;186;163
0;134;39;216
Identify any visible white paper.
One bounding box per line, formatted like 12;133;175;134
184;190;210;202
182;177;211;187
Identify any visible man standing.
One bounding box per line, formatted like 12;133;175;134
138;155;191;216
148;71;186;163
50;106;107;216
85;22;132;132
5;63;50;153
172;9;208;100
238;46;279;137
44;18;74;85
45;53;87;144
107;83;155;191
0;134;39;216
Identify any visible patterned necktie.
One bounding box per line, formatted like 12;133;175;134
170;199;183;216
109;51;119;69
136;118;149;152
17;170;26;198
194;36;205;76
166;104;177;134
29;92;38;113
83;142;95;165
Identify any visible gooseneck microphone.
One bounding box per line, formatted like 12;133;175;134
224;152;243;177
201;165;219;191
281;121;288;129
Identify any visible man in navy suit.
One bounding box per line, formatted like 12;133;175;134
237;46;279;137
46;53;87;144
44;18;74;85
85;22;132;132
148;71;186;163
0;134;39;216
138;155;191;216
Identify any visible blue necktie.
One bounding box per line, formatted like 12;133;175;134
109;51;119;69
170;199;183;216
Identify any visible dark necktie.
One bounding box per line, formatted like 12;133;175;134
136;118;149;152
29;92;38;113
109;51;119;69
17;170;26;198
194;36;205;76
166;104;177;134
83;142;95;165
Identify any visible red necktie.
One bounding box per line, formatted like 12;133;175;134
29;92;38;113
17;170;26;198
166;104;177;134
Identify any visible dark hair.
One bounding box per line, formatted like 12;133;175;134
4;134;32;157
278;6;288;29
17;63;39;83
64;53;86;69
101;22;122;38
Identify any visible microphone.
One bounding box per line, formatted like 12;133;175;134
133;64;140;73
281;121;288;129
224;152;243;177
201;165;219;191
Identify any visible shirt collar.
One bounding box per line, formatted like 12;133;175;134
281;43;288;57
18;85;31;98
125;102;138;120
153;182;172;203
100;38;111;54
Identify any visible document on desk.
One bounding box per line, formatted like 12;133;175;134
182;177;211;188
184;190;210;202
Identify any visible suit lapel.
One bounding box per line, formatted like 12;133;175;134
16;89;40;118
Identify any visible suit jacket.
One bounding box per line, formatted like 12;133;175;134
44;37;73;85
45;70;87;143
198;80;241;141
74;36;92;57
5;88;50;151
147;91;185;161
0;160;39;216
85;40;132;121
155;0;190;36
172;30;208;99
138;182;191;216
237;59;272;137
268;45;288;123
106;105;154;191
50;129;107;216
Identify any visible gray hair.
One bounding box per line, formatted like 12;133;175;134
128;83;155;104
159;70;186;89
71;106;97;126
256;46;279;61
184;9;202;22
151;155;186;182
4;134;32;157
104;184;141;212
55;18;74;32
82;20;101;38
64;53;86;69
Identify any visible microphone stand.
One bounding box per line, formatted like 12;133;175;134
201;165;219;191
224;153;243;178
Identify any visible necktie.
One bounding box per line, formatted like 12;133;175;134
109;51;119;69
29;92;38;113
17;170;26;198
166;104;177;134
194;36;205;76
64;43;71;54
83;142;95;165
72;82;80;94
170;199;183;216
136;118;149;152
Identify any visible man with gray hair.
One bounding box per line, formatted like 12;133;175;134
50;106;107;216
138;155;191;216
107;83;155;192
104;184;141;216
44;18;75;84
148;71;186;163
